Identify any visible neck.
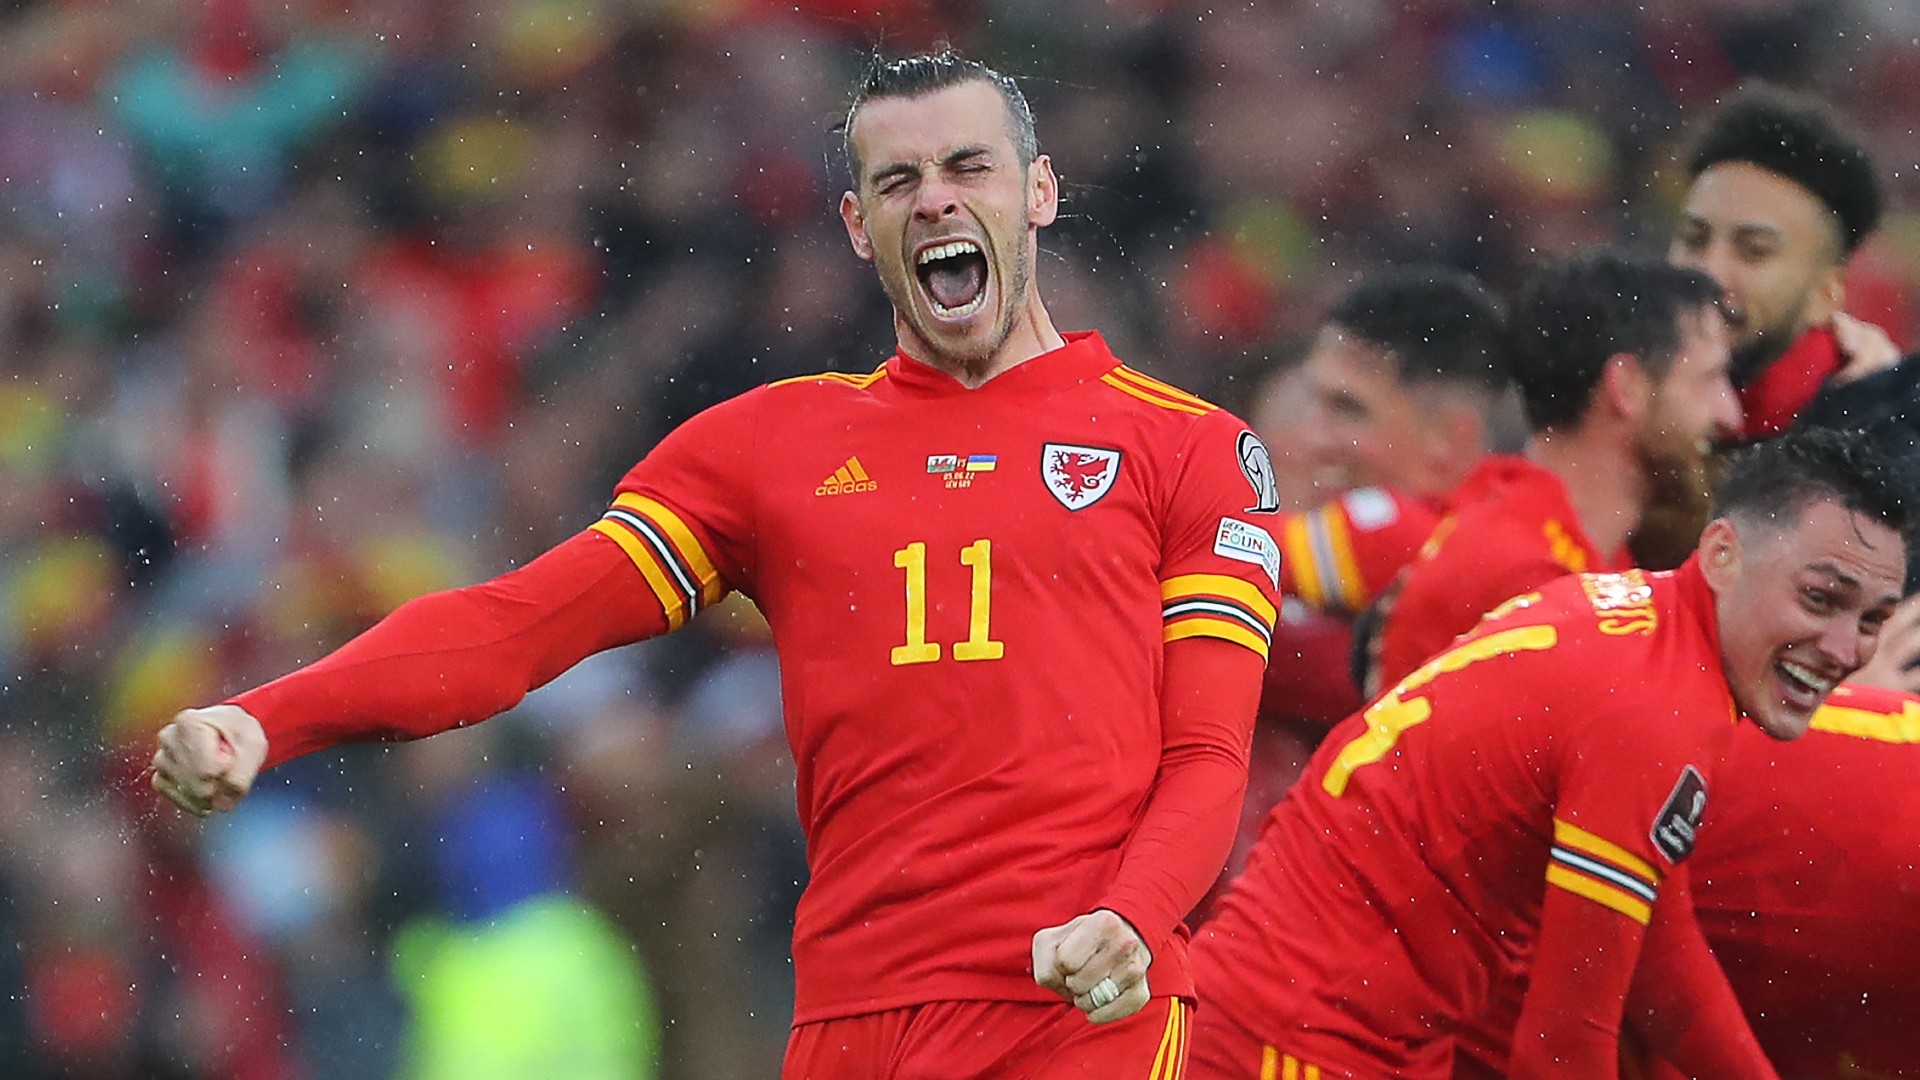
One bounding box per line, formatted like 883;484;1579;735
900;289;1065;389
1523;427;1644;558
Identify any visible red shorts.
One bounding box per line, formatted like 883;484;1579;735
784;997;1191;1080
1186;1004;1339;1080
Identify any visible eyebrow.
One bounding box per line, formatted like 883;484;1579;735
866;144;994;189
1806;561;1860;588
1805;563;1899;611
1730;222;1786;243
1678;213;1785;243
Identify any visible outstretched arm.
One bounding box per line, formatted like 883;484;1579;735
152;529;669;815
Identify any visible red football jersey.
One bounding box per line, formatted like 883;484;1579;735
1660;684;1920;1077
1277;486;1441;616
1376;454;1624;688
596;332;1280;1023
1194;560;1741;1077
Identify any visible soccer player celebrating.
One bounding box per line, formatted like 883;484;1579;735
1236;269;1512;879
1668;82;1903;440
1189;428;1907;1079
1276;267;1513;622
150;52;1282;1078
1372;248;1743;691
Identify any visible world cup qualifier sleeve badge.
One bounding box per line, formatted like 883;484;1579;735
1237;430;1280;514
1041;443;1122;510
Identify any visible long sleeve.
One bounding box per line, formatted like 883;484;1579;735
236;530;669;768
1096;635;1264;951
1625;869;1781;1080
1509;882;1647;1077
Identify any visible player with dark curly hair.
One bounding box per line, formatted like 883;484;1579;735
1670;82;1903;441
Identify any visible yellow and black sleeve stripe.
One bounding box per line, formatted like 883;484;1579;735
588;492;729;631
1280;505;1367;613
1161;573;1278;661
1545;818;1662;925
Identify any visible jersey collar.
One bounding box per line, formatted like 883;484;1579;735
1675;553;1740;723
884;331;1119;397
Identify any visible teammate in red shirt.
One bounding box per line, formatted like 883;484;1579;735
1375;249;1743;690
1667;84;1904;442
1190;428;1909;1079
149;53;1280;1078
1222;271;1511;912
1254;269;1510;732
1274;266;1513;621
1631;682;1920;1078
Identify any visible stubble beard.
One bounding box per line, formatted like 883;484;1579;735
1728;296;1816;389
1640;438;1715;517
1626;431;1720;570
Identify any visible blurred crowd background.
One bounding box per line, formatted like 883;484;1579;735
1;0;1916;1077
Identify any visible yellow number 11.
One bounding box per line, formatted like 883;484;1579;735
891;539;1005;665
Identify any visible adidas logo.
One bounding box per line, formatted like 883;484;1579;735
815;457;877;496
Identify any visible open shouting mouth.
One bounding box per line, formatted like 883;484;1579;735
916;238;990;320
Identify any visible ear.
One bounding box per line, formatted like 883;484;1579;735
1598;352;1652;423
840;190;874;262
1697;517;1741;593
1028;154;1059;229
1807;264;1845;325
1426;401;1486;475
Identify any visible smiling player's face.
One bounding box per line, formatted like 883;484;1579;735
1669;162;1845;382
1704;499;1905;740
840;80;1058;377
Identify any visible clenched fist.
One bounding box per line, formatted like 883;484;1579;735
151;705;268;817
1032;908;1153;1023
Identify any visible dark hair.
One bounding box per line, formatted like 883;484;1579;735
1711;427;1908;543
1686;83;1883;255
842;50;1038;186
1326;266;1509;395
1507;247;1722;432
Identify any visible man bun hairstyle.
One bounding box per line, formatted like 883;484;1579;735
1506;247;1722;433
1686;83;1884;254
1710;427;1908;545
1327;266;1510;395
842;49;1038;186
